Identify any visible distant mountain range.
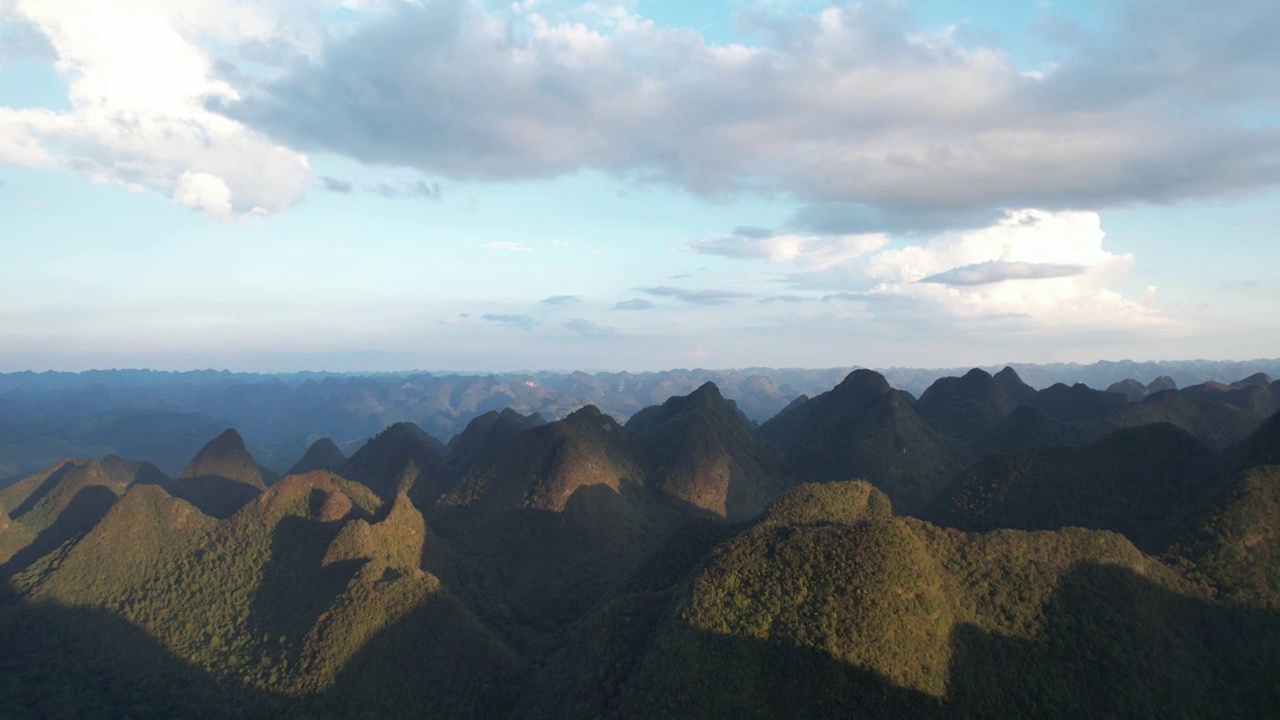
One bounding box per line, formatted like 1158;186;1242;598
2;363;1279;717
2;358;1278;483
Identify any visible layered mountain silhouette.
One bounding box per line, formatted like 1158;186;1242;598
180;428;271;489
0;455;168;573
992;365;1039;405
627;382;791;522
170;429;273;519
2;369;1279;718
286;437;347;476
914;368;1017;442
759;369;967;515
938;422;1217;551
337;422;447;504
444;408;546;483
1107;378;1151;402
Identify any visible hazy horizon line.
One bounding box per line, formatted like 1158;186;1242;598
2;356;1279;377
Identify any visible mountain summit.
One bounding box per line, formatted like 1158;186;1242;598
286;437;347;476
180;429;267;490
628;382;791;522
759;369;966;515
916;368;1017;441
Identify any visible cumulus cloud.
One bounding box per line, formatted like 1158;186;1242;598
612;298;654;311
562;318;615;338
221;0;1280;228
636;286;751;305
172;171;236;219
481;313;534;330
918;261;1087;286
0;0;313;219
6;0;1279;229
541;295;582;305
793;209;1171;331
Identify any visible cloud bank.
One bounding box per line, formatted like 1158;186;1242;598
222;0;1279;228
0;0;314;219
3;0;1278;225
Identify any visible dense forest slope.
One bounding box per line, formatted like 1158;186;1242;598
1;369;1277;718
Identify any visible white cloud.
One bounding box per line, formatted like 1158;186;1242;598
860;210;1125;283
5;0;1279;227
173;171;234;219
848;210;1170;330
226;0;1280;221
0;0;312;219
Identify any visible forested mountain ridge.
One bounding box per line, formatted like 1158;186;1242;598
3;358;1278;485
1;367;1278;718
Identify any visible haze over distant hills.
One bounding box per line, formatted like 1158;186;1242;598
2;361;1279;718
2;358;1277;484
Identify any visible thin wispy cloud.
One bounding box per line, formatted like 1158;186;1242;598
481;313;534;330
636;286;751;305
321;176;353;193
562;318;615;338
371;180;441;200
541;295;582;306
919;261;1088;286
612;298;655;311
691;228;887;269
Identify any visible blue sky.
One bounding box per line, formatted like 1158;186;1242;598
1;0;1277;372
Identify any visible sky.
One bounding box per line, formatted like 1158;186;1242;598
0;0;1278;373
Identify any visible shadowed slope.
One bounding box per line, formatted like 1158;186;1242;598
939;423;1216;551
1181;377;1279;418
0;457;168;572
992;366;1038;405
758;370;967;515
339;422;446;504
1226;408;1280;468
169;429;271;518
976;404;1091;455
181;429;268;489
442;405;647;514
1107;378;1150;402
629;382;792;522
444;408;544;483
20;473;379;687
0;592;290;719
1090;389;1263;450
595;481;1280;719
1031;382;1128;423
434;407;679;648
286;438;346;476
3;470;519;718
1171;464;1280;609
7;456;165;534
915;369;1017;442
0;460;79;521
